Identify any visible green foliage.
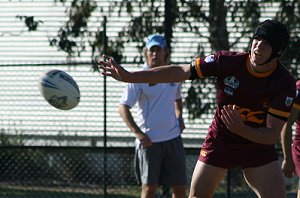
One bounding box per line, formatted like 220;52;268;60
275;0;300;77
111;0;167;60
185;83;210;119
49;0;97;57
16;16;43;31
0;129;24;146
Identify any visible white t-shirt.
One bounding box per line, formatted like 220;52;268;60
120;65;182;143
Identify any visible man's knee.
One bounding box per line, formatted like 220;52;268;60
172;185;186;198
141;184;157;198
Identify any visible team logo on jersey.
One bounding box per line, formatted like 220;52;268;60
223;76;239;96
224;87;234;96
285;97;293;107
200;149;207;157
204;55;215;63
236;106;265;124
224;76;239;89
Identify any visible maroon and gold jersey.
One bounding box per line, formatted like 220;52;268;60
293;80;300;144
190;50;296;144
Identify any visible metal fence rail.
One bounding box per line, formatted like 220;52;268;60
0;146;263;198
0;147;297;197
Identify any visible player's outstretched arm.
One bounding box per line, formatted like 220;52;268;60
98;55;191;83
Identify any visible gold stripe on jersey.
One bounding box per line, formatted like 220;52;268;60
293;103;300;111
269;107;290;118
195;58;204;78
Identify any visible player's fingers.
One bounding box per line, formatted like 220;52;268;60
98;62;114;75
144;141;152;148
231;105;241;117
108;58;120;69
221;106;234;123
221;107;239;132
98;64;106;70
225;105;240;121
220;111;233;126
224;105;236;114
140;137;152;148
98;66;111;74
102;54;113;61
220;114;229;125
233;104;238;110
100;72;112;77
221;115;237;133
98;60;111;67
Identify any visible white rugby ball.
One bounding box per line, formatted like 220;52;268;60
39;69;80;110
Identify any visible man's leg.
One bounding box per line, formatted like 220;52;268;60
141;184;158;198
189;160;227;198
243;160;286;198
160;185;171;198
171;185;186;198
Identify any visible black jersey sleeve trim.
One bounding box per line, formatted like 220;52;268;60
189;60;199;80
268;112;288;122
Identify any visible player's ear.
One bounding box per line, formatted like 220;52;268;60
143;47;148;62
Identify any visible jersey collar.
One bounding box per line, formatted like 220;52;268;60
246;57;277;78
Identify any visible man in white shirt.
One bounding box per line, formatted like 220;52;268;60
119;34;186;198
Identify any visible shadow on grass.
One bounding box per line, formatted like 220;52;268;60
0;187;139;198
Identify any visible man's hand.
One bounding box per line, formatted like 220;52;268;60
178;118;185;132
135;131;152;148
98;55;129;82
282;159;295;178
221;104;245;135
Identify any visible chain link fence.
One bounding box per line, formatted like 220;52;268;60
0;0;300;197
0;62;297;198
0;147;297;197
0;146;259;198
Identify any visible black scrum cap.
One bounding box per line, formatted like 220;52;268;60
253;19;290;59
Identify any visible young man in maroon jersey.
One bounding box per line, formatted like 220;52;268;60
99;20;295;198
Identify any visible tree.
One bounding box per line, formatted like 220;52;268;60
19;0;300;119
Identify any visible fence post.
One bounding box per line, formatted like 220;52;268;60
164;0;173;55
227;169;231;198
102;16;108;198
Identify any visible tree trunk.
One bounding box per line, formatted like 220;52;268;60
208;0;230;51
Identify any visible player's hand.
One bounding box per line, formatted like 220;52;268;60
178;118;186;132
136;132;152;148
98;55;129;82
282;159;295;178
221;104;244;134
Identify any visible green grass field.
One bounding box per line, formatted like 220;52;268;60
0;185;140;198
